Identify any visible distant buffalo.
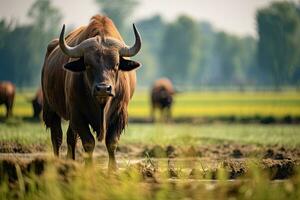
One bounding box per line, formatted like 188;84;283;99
42;15;141;170
31;88;43;119
151;78;175;122
0;81;15;118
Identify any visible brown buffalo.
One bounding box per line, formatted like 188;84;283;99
42;15;141;170
150;78;175;122
31;88;43;119
0;81;15;118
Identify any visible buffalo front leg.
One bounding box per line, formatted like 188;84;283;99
50;114;63;157
105;133;119;171
76;126;95;163
66;125;77;160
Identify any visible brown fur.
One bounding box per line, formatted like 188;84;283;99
41;15;138;169
151;78;175;122
31;88;43;119
0;81;15;118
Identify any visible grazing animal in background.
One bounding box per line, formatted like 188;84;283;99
150;78;175;122
42;15;142;170
31;88;43;119
0;81;15;118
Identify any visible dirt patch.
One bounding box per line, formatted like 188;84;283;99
231;149;243;158
129;115;300;124
223;160;247;179
262;159;296;179
189;159;247;180
141;145;167;158
1;142;299;162
0;142;46;153
0;142;299;183
188;158;298;180
0;157;77;188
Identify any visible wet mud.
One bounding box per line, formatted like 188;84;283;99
0;142;299;185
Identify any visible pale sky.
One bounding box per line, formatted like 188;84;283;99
0;0;296;37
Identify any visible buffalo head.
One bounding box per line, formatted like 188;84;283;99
59;24;141;105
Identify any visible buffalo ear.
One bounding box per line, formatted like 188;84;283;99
119;57;141;71
64;57;85;72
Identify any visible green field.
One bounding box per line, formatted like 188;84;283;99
0;121;300;200
130;91;300;118
1;91;300;118
1;122;300;147
1;90;300;200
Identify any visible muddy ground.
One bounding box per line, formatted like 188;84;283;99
0;142;299;184
129;115;300;124
1;115;300;125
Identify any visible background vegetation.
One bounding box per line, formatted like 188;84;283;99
1;90;299;119
1;0;300;89
0;1;300;200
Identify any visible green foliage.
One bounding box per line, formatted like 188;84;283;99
136;15;257;88
160;15;200;86
257;1;300;88
95;0;138;33
206;32;257;86
1;1;300;89
135;15;166;86
0;0;62;87
0;24;32;85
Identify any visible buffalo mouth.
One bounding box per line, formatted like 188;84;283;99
94;93;114;105
95;92;115;99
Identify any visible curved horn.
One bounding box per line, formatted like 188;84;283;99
59;24;83;58
119;24;142;57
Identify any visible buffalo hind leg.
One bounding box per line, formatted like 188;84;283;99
166;107;172;122
50;114;63;157
5;100;13;118
67;125;77;160
150;104;155;122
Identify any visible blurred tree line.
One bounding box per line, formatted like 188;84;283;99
0;0;299;89
0;0;62;87
137;1;300;89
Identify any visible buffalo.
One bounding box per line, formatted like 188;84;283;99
150;78;175;122
0;81;15;118
31;88;43;119
41;15;141;170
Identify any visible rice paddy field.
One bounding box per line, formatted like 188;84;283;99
0;90;300;199
130;91;300;118
2;90;300;118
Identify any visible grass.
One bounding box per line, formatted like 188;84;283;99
124;123;300;147
1;122;300;147
1;91;300;118
0;156;300;200
0;121;49;145
1;90;300;199
129;91;300;117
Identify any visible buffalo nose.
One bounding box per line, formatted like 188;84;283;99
95;84;112;95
